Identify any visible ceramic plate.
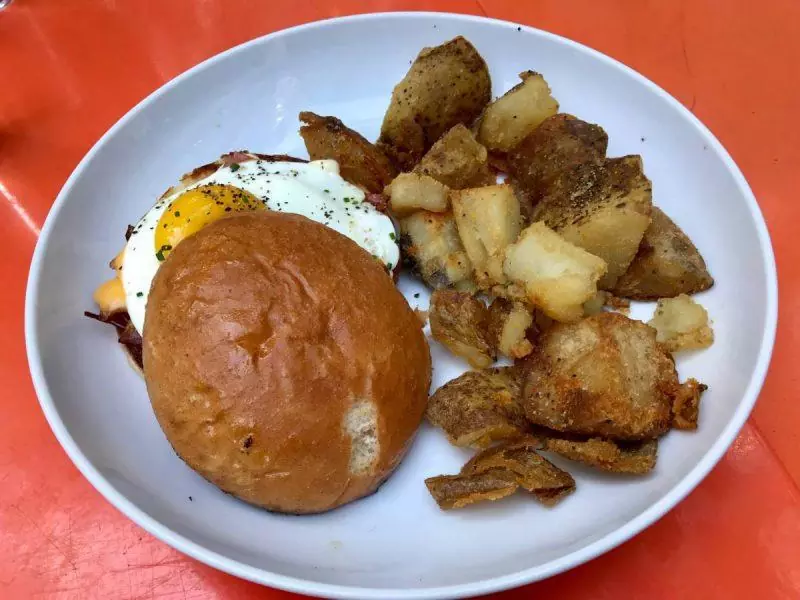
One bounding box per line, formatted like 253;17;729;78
26;12;777;599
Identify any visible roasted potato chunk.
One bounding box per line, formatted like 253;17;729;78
671;378;707;430
429;289;494;368
299;112;396;193
477;71;559;153
400;211;475;291
532;155;653;289
385;172;450;215
507;114;608;216
541;436;658;475
378;36;491;170
487;297;534;359
414;124;495;189
649;294;714;353
523;312;678;440
501;222;607;322
426;367;528;448
614;207;714;299
425;437;575;510
451;184;522;287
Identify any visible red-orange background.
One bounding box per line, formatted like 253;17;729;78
2;1;799;598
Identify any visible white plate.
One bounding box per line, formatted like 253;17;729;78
25;12;777;600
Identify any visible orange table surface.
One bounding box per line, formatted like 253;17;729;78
2;1;799;598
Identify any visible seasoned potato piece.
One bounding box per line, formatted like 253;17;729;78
649;294;714;353
477;71;559;153
429;289;494;368
451;184;522;287
523;312;679;440
582;291;608;316
385;173;450;215
426;367;528;448
425;469;518;510
532;155;653;289
414;124;495;189
672;378;707;430
507;114;608;216
462;437;575;506
399;211;475;291
614;207;714;299
378;37;491;170
298;112;396;193
541;436;658;475
502;222;607;323
487;297;534;359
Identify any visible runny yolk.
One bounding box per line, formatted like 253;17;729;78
154;184;264;260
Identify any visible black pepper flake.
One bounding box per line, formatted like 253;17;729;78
188;496;193;502
224;207;232;212
414;293;420;298
243;434;253;449
174;211;181;217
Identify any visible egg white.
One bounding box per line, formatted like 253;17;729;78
121;159;400;334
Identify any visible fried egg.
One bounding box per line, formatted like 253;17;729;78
120;158;399;334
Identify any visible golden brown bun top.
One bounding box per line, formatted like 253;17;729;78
143;212;431;513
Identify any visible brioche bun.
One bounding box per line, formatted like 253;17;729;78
143;212;431;514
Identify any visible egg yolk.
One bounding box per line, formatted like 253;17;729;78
154;184;264;260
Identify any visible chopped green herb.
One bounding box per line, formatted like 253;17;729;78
155;244;172;262
414;293;420;298
324;189;330;193
174;211;181;217
136;292;144;298
389;232;396;240
230;163;240;172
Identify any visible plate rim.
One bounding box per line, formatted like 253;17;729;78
24;11;779;599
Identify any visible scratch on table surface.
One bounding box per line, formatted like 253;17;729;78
680;0;698;112
10;504;79;575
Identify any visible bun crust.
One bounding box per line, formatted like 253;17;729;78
143;212;431;513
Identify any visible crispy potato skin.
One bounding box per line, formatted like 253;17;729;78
426;367;528;448
429;289;495;368
378;36;491;170
299;111;397;193
425;437;575;509
541;436;658;474
414;124;495;189
507;114;608;218
672;378;707;430
522;312;678;440
614;207;714;299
